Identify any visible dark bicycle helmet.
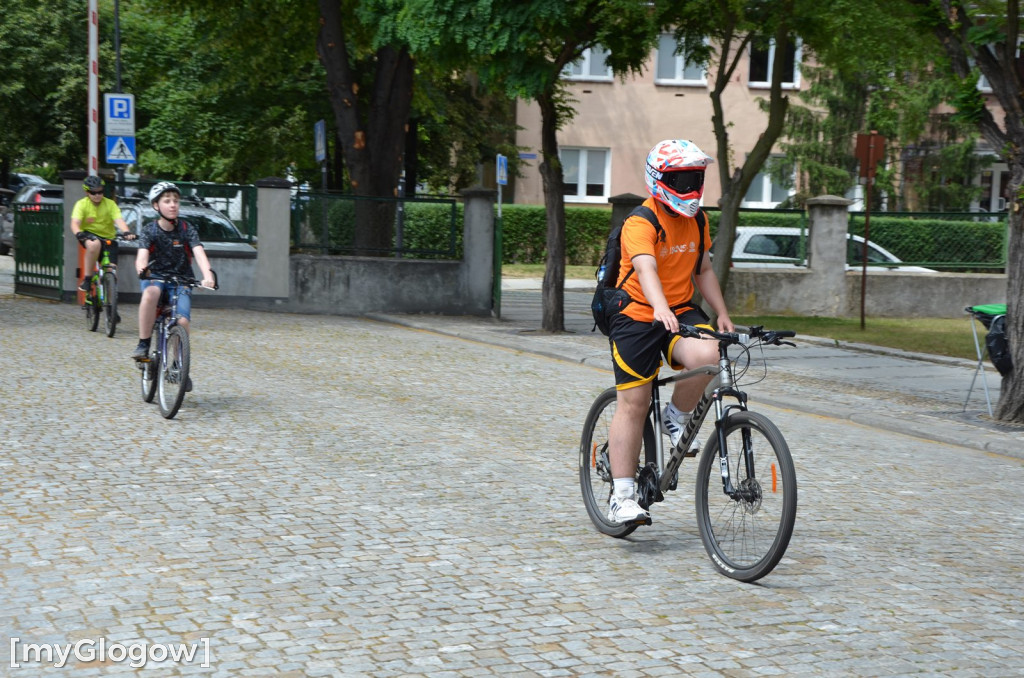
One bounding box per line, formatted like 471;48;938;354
83;175;105;193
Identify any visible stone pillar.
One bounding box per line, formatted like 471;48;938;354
460;186;496;314
609;193;645;231
805;194;853;316
61;169;88;296
254;177;292;299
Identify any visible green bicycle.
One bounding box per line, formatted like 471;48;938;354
81;233;129;337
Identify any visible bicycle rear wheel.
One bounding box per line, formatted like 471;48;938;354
695;410;797;582
579;387;657;538
157;325;190;419
102;271;118;337
84;278;100;332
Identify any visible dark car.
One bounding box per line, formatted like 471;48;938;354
3;172;47;194
0;183;64;255
117;196;256;256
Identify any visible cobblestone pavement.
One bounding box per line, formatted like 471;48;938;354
2;263;1023;676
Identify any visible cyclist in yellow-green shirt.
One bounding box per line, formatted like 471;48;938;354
70;175;136;291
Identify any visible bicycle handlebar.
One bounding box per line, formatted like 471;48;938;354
679;323;796;347
139;268;219;290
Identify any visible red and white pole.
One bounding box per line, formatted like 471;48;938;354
88;0;99;175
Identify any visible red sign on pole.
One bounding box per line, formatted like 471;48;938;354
856;132;886;179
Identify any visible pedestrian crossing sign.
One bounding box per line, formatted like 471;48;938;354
106;136;136;164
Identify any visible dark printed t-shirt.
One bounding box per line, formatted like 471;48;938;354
137;219;201;278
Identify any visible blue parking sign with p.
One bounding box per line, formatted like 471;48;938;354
109;96;131;119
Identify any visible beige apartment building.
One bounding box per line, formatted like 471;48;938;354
512;37;1011;214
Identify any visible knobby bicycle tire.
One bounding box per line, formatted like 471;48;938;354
579;387;657;538
102;271;118;337
695;410;797;582
157;325;190;419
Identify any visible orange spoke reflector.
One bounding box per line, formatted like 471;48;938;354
771;463;778;493
592;442;597;468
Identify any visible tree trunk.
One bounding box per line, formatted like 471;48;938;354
537;91;566;332
317;0;414;255
995;161;1024;422
708;25;789;294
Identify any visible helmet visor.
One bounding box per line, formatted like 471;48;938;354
661;170;704;196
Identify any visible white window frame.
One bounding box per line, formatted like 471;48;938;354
562;46;613;81
560;147;611;204
741;157;794;208
654;34;707;86
748;38;801;90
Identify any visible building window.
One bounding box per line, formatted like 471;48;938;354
563;46;613;81
742;160;793;208
561;148;610;202
748;38;800;89
655;34;706;85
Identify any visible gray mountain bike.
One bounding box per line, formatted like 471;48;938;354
138;270;217;419
579;324;798;582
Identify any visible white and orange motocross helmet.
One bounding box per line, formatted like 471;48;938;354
644;139;714;217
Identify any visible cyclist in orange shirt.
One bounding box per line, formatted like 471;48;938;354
605;139;734;526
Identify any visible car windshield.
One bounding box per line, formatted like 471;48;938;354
127;205;247;242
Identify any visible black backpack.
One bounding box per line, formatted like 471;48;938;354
590;205;705;335
986;314;1013;376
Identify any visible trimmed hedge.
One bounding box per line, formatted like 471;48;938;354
293;197;1007;268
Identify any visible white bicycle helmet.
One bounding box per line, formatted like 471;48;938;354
147;181;180;204
645;140;714;217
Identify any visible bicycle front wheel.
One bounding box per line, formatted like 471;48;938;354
84;279;100;332
157;325;190;419
579;387;657;538
102;271;118;337
140;349;158;403
695;410;797;582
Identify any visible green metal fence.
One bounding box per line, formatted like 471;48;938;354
848;211;1008;271
291;191;461;258
13;203;63;299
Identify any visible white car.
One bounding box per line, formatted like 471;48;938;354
722;226;935;273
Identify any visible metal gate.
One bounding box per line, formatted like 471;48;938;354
14;203;64;299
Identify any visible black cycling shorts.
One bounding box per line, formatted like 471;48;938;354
608;306;712;390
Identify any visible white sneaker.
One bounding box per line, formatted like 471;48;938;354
607;495;651;525
661;405;699;455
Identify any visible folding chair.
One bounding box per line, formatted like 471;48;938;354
964;303;1007;416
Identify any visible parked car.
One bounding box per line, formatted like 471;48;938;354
721;226;935;273
0;183;64;255
117;196;256;256
4;172;47;194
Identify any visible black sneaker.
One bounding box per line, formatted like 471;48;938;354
131;341;150;361
78;279;90;292
184;377;193;392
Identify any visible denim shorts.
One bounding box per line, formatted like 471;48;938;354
140;280;193;321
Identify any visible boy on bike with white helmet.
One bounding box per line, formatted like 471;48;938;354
70;175;137;291
605;139;734;526
131;182;216;383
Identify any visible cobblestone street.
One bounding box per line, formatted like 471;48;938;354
1;282;1023;676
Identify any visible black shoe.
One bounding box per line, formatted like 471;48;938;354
131;341;150;361
184;377;193;392
78;279;90;292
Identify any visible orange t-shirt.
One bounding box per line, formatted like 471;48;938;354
617;198;709;323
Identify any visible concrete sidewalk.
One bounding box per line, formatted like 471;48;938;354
376;282;1022;459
